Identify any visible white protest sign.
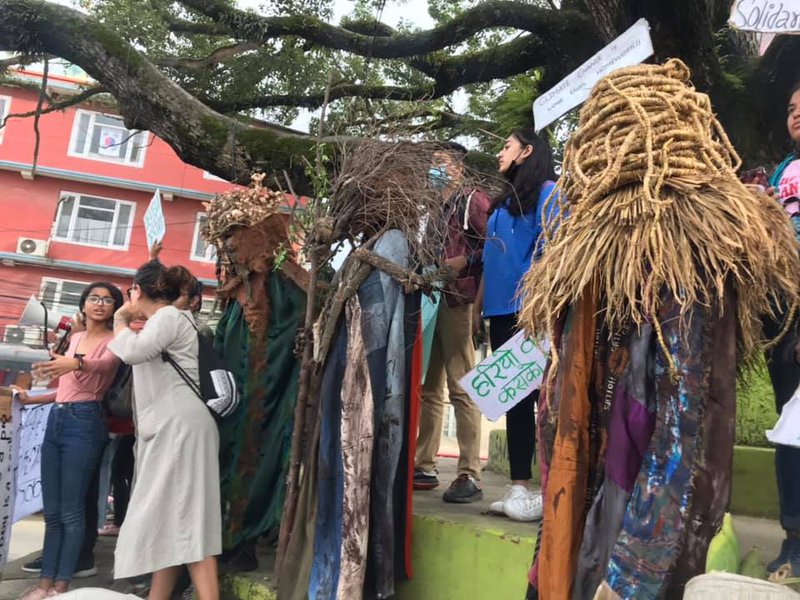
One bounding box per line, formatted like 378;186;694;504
143;189;166;249
767;390;800;448
13;401;52;522
533;18;654;131
729;0;800;33
459;332;549;421
0;397;17;572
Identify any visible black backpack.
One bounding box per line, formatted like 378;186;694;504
162;314;239;420
102;363;133;420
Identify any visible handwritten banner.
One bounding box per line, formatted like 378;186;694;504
729;0;800;33
0;393;16;572
459;332;548;421
533;18;654;131
13;401;52;522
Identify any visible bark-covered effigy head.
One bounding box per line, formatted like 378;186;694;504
519;58;800;367
203;173;306;334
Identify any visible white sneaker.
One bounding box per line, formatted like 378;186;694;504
504;489;544;522
489;484;528;515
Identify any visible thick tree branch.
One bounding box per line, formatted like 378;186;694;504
207;32;592;112
156;41;261;69
164;14;231;36
177;0;587;60
207;83;433;112
0;0;318;189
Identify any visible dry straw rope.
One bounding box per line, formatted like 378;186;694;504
519;59;800;373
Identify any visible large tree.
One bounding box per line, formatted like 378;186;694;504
0;0;798;192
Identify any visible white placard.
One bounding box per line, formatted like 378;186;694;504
143;189;166;249
0;401;17;571
13;402;52;522
729;0;800;33
459;331;548;421
767;389;800;448
533;18;654;131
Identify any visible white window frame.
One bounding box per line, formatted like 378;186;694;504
52;191;136;251
67;108;149;167
190;212;217;263
0;95;11;144
38;277;91;314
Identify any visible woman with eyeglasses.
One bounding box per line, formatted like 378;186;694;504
15;283;124;600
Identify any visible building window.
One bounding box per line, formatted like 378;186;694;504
190;213;217;262
68;109;149;167
0;95;10;144
53;192;135;250
40;277;89;317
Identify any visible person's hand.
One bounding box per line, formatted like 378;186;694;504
472;304;483;336
149;240;163;261
766;186;777;199
444;256;468;273
10;385;31;404
115;302;138;324
32;352;80;380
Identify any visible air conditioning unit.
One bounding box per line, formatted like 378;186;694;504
16;238;48;257
3;326;26;344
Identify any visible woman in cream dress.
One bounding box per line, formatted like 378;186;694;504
109;261;220;600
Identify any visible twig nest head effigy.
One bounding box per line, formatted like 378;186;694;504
519;58;800;366
203;173;284;246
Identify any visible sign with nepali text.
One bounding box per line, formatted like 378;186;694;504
459;332;548;421
729;0;800;33
13;400;52;522
143;189;166;249
533;18;654;131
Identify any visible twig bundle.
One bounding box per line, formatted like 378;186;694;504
321;139;449;270
203;172;284;246
519;59;800;368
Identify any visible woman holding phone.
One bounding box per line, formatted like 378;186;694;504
15;283;123;600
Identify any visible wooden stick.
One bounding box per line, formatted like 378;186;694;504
275;68;334;581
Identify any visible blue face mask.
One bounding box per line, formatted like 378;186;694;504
428;165;451;191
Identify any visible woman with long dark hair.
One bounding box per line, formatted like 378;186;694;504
474;127;559;522
764;80;800;577
16;282;123;600
108;261;220;600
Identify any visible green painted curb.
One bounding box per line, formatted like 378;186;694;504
731;446;779;520
395;515;536;600
487;433;781;519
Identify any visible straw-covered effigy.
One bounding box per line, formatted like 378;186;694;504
519;58;800;372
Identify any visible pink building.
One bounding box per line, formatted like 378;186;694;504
0;70;286;350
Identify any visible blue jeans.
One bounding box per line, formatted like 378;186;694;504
41;402;107;582
97;435;120;529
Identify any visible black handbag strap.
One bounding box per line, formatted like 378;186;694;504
162;350;203;401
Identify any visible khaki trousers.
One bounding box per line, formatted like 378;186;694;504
415;301;482;478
